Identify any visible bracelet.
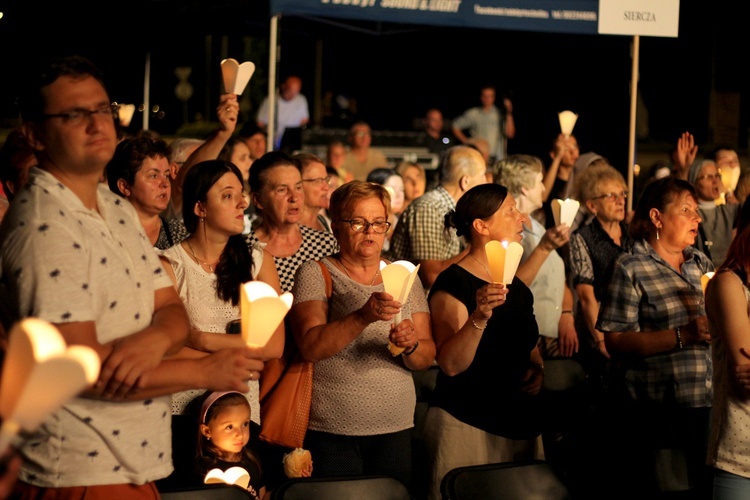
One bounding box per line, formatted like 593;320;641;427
562;310;573;315
471;312;487;330
402;341;419;356
675;327;683;350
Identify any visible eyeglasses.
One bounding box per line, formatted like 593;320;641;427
338;218;391;234
302;175;331;186
592;190;628;202
696;173;721;182
41;104;120;125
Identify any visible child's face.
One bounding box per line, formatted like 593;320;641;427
202;404;251;456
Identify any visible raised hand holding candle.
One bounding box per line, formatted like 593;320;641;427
551;198;580;227
558;110;578;136
380;260;421;355
0;318;100;455
485;240;524;285
240;281;293;347
221;58;256;95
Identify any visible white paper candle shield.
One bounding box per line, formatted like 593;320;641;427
720;166;741;193
204;466;250;489
701;272;715;295
380;260;421;355
221;58;256;95
240;281;293;347
558;110;578;136
551;198;580;227
117;103;136;127
0;318;100;455
485;240;524;285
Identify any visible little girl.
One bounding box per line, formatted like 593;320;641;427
196;391;266;499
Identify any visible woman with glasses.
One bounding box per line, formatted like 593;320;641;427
423;183;545;500
106;135;188;249
288;180;435;490
293;152;332;232
688;158;740;268
597;176;714;498
569;163;634;390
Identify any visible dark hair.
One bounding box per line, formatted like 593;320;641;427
445;183;508;242
366;167;399;186
182;160;254;305
195;392;262;478
218;136;248;163
18;55;106;123
248;151;300;194
0;129;36;201
629;176;697;241
720;198;750;284
238;122;267;139
106;136;172;196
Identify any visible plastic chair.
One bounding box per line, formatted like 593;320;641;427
271;475;411;500
440;460;571;500
159;483;254;499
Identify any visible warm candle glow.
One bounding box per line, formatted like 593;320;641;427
558;110;578;136
205;466;250;488
701;272;715;295
240;281;293;347
551;198;580;227
380;260;421;355
485;240;524;285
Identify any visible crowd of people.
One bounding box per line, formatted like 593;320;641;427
1;54;749;500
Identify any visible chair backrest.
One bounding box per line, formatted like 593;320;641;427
159;483;253;499
271;475;411;500
440;460;571;500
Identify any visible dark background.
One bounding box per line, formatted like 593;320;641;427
0;0;745;171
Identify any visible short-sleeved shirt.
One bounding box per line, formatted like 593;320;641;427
452;105;505;160
245;224;338;293
569;218;634;302
256;92;310;149
292;257;429;436
0;167;174;487
159;243;264;420
521;217;565;338
597;240;714;407
341;148;389;182
389;185;463;265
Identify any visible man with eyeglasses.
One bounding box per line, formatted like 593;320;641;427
688;158;739;267
1;55;263;498
390;145;487;289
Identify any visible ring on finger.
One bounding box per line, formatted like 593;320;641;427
378;307;383;314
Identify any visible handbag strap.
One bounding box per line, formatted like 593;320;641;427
260;259;331;405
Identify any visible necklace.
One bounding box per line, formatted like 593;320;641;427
338;257;380;286
186;239;216;272
469;253;493;282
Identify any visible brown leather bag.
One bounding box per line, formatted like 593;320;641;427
258;260;331;448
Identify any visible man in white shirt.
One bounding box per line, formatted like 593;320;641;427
256;75;310;150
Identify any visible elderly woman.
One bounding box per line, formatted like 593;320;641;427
288;180;435;489
366;167;405;255
245;151;339;293
569;163;635;380
597;176;714;498
423;183;545;500
495;154;576;359
293;152;332;232
396;160;427;210
106;135;188;249
688;158;740;268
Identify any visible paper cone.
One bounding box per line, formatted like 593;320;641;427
380;260;421;355
551;198;580;227
485;241;524;285
240;281;293;347
205;466;250;489
0;318;100;454
221;58;255;95
701;272;715;295
720;166;741;193
558;110;578;136
117;103;136;127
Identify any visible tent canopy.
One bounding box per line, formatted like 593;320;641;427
270;0;600;35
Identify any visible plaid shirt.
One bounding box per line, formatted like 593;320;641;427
389;185;463;263
597;240;715;407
